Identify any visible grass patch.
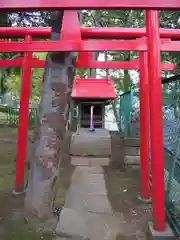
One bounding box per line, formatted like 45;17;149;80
0;127;73;239
0;127;52;239
55;186;66;206
4;221;45;240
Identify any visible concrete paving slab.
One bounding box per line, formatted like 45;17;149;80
71;156;110;166
56;158;122;239
71;167;106;183
87;213;122;240
71;157;90;166
70;128;111;157
125;147;140;156
69;167;107;194
56;208;89;238
75;166;104;174
64;192;112;213
124;155;140;165
68;182;107;195
89;157;110;166
56;208;121;240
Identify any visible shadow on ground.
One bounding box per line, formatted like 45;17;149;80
103;132;152;239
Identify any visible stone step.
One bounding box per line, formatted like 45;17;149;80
124;155;140;165
56;165;121;239
125;147;140;156
71;157;110;166
70;167;107;195
62;166;112;214
70;128;111;157
56;208;89;239
124;138;140;147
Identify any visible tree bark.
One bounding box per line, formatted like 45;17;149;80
89;52;99;77
24;11;76;219
111;100;121;131
123;69;131;92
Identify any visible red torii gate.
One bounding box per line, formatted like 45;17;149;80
0;27;180;39
0;3;179;235
3;44;175;234
0;38;179;52
1;0;180;9
0;55;176;70
0;49;176;208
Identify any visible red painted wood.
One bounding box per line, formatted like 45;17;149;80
61;11;81;40
0;27;180;39
139;51;150;201
0;39;146;52
0;39;179;53
0;0;180;10
0;57;176;70
15;36;32;192
146;10;165;232
72;77;116;99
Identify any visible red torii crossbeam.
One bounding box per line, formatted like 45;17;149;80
0;27;180;40
0;38;180;52
1;0;180;10
0;56;176;71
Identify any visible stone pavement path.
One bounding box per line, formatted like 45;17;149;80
56;157;121;240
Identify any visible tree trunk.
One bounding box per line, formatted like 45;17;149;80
111;100;121;131
24;11;76;219
89;52;99;77
123;69;131;92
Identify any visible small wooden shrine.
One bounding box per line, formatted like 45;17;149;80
71;75;116;129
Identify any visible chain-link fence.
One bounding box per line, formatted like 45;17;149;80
119;91;134;137
162;79;180;235
119;76;180;235
119;90;140;138
0;105;38;128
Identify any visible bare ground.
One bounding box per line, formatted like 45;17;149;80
103;132;152;240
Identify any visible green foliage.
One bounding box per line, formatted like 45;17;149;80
30;68;43;103
6;53;47;103
7;68;43;104
77;68;88;78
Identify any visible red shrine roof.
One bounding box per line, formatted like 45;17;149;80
72;76;116;100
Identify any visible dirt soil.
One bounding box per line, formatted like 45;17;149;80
0;127;73;240
103;132;152;240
